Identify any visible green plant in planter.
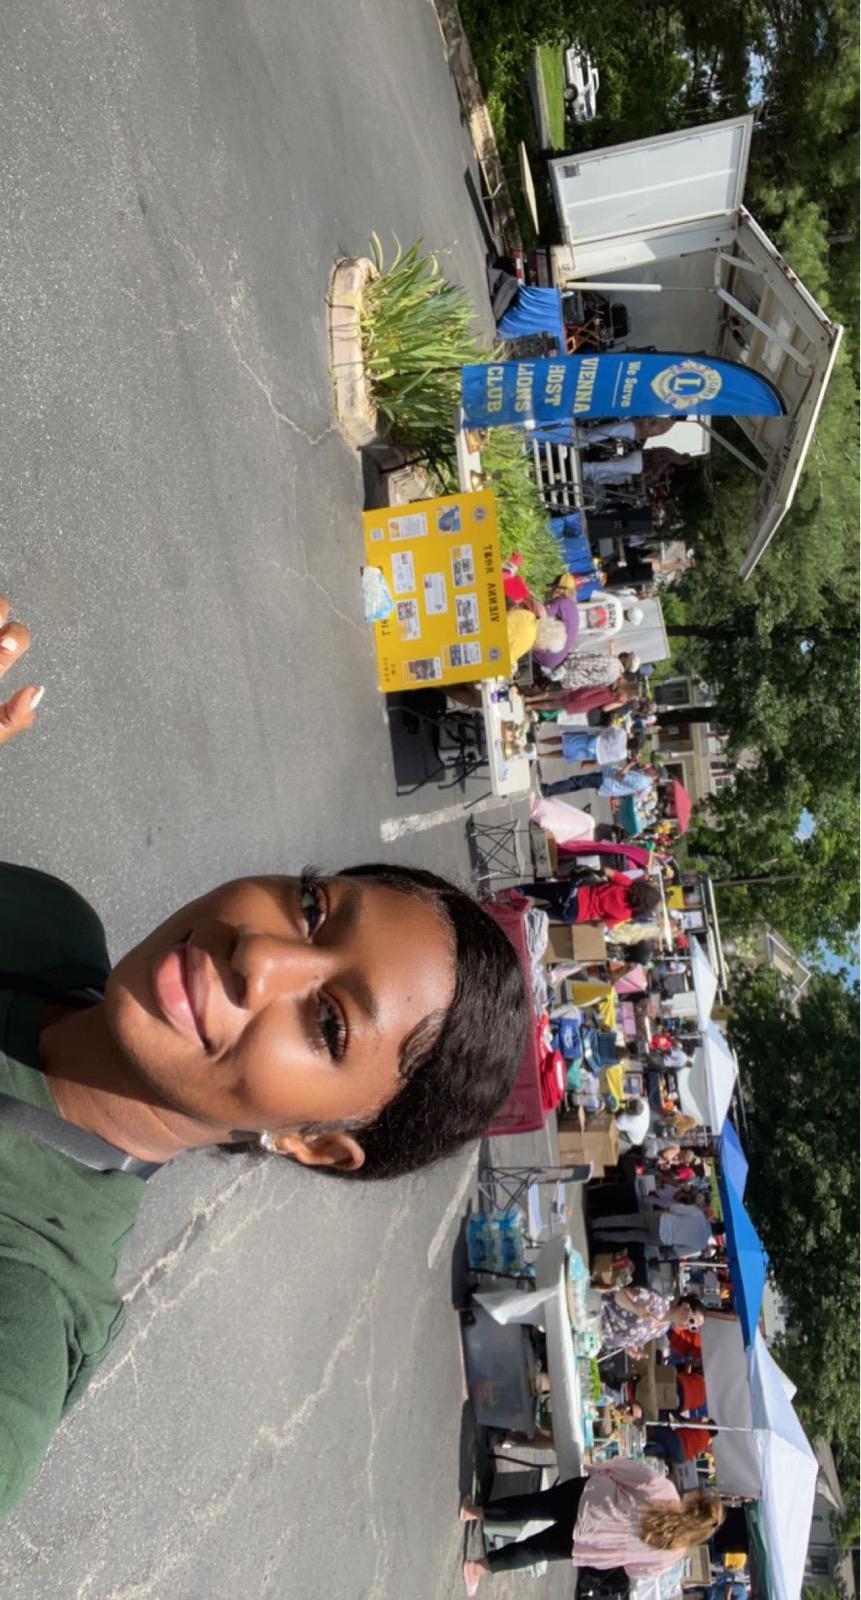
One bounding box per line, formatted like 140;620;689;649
360;234;486;471
477;428;564;593
434;428;564;593
361;236;564;592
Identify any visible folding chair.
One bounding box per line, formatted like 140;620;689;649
477;1161;593;1248
468;816;524;887
389;702;486;796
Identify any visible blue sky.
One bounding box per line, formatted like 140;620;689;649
795;808;816;841
795;813;858;986
820;939;860;990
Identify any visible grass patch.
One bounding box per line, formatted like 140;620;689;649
536;45;566;149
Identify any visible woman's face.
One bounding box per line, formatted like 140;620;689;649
104;875;455;1165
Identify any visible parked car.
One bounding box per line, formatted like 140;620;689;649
563;46;600;121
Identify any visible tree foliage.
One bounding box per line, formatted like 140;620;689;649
730;968;859;1486
664;443;859;955
688;794;859;958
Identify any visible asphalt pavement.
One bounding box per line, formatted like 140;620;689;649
0;3;583;1597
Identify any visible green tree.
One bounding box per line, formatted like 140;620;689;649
730;969;859;1467
687;789;859;957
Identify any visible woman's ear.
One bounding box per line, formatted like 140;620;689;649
270;1131;366;1172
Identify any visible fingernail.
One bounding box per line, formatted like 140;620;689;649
0;636;17;652
29;686;45;708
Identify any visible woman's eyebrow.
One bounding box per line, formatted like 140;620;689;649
331;882;381;1032
334;880;361;934
341;972;381;1033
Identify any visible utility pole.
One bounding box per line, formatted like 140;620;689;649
712;873;805;888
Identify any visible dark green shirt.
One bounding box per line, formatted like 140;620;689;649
0;864;145;1517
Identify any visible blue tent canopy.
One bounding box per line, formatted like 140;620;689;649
718;1123;769;1347
719;1120;750;1197
497;286;565;346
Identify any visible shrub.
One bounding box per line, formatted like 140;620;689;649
359;235;486;473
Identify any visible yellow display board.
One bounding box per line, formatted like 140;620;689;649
666;886;686;911
362;490;510;692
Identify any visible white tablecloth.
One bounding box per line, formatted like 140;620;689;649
474;1234;584;1477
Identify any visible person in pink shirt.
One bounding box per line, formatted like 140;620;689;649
460;1460;723;1592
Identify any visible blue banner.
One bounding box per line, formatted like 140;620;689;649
461;352;785;429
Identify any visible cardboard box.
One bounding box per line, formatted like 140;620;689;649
542;923;607;964
591;1251;633;1288
557;1109;620;1172
633;1351;680;1420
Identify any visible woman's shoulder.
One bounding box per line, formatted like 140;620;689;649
0;862;109;983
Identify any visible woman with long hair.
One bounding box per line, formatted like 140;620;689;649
460;1463;724;1591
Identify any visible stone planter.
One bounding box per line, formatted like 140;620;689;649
327;257;436;500
327;257;384;449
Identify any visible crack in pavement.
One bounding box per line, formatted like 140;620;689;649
85;1163;277;1403
268;548;368;637
100;1191;415;1599
172;237;338;450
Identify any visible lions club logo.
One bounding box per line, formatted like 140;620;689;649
650;360;723;411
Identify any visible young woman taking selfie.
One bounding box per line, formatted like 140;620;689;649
0;593;529;1518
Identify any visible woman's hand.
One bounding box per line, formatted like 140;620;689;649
0;595;44;746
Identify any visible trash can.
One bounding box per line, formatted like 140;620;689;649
462;1306;539;1434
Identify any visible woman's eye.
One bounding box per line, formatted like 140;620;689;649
317;995;347;1062
299;874;325;936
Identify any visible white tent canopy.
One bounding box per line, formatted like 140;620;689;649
547;116;844;582
722;210;845;580
690;936;719;1028
678;1020;738;1130
702;1321;818;1600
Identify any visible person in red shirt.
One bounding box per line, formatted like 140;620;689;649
644;1424;714;1464
669;1326;702;1359
521;869;661;928
675;1370;708;1415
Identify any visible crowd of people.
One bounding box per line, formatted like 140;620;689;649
455;551;751;1594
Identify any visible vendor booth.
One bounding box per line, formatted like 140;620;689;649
472;1233;592;1478
702;1320;818;1600
482;891;565;1136
542;116;844;580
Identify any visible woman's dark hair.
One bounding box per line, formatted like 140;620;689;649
328;864;529;1179
680;1294;706;1317
628;880;661;918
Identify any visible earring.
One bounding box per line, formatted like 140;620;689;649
259;1130;275;1152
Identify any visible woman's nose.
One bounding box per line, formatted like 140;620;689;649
232;934;337;1008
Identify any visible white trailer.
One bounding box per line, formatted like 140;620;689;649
545;118;843;577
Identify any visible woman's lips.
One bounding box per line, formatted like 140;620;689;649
153;942;208;1047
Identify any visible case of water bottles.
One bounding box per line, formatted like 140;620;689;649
467;1210;530;1277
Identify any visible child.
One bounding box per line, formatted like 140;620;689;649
521;868;661;928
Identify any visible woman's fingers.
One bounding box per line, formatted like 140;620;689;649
0;595;32;679
0;596;41;745
0;684;45;746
